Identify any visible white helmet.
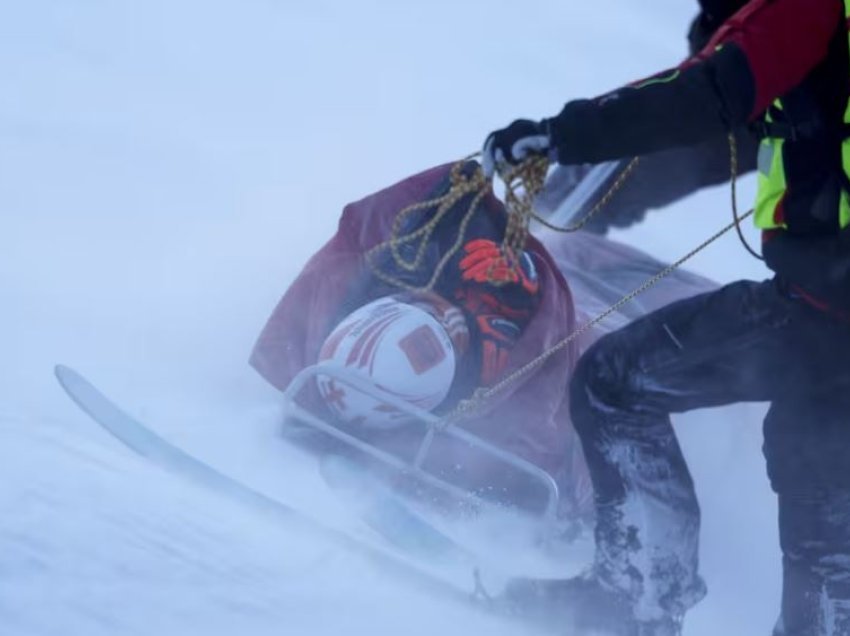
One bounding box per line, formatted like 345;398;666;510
317;294;468;430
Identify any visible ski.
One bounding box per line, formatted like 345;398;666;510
53;365;501;613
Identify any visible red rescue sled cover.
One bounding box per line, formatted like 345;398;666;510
250;163;716;518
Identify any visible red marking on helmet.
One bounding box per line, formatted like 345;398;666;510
320;320;356;360
358;314;398;370
399;325;446;375
346;310;399;368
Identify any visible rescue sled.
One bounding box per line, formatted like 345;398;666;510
281;361;562;527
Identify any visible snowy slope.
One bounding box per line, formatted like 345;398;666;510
1;1;778;634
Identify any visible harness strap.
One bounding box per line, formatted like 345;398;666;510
750;115;850;142
751;118;828;141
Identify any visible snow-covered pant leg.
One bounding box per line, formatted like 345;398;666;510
765;399;850;636
771;491;850;636
569;278;842;623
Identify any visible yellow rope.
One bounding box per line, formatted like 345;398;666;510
365;153;635;292
498;155;550;256
728;132;762;260
442;206;754;425
364;159;490;293
439;135;750;425
363;134;749;426
525;157;642;234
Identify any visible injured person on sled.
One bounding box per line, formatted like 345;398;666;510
249;160;717;535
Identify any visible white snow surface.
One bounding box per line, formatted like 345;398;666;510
1;1;779;635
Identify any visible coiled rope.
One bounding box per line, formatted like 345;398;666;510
364;133;756;425
364;159;491;294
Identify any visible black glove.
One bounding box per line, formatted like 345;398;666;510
485;103;605;170
481;119;552;177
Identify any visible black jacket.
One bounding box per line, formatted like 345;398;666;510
548;0;850;308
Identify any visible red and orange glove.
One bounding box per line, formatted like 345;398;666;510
459;239;539;295
454;239;541;385
456;239;540;323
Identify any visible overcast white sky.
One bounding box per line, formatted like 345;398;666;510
0;2;777;634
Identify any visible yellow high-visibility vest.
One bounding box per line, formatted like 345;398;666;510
754;0;850;231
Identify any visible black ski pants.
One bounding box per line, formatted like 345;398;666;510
569;278;850;635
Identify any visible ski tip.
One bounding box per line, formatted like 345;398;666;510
54;364;75;383
54;365;87;394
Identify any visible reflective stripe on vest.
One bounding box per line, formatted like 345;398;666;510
753;0;850;231
754;103;788;229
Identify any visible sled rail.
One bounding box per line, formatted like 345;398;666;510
282;363;560;525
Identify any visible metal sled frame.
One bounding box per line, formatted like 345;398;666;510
282;362;560;524
545;160;620;228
